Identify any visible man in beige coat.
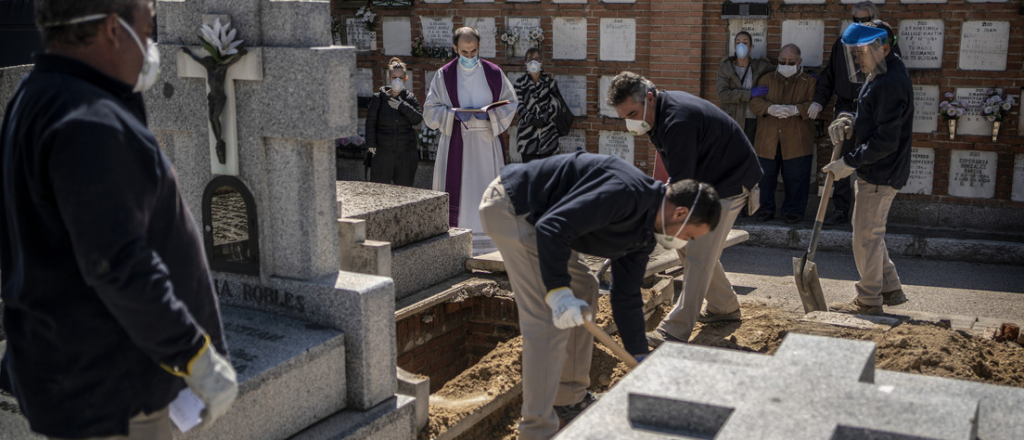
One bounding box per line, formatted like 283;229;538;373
748;44;816;224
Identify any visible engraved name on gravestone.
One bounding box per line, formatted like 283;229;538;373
559;129;587;154
599;75;616;117
420;17;453;48
728;19;768;60
554;74;588;116
600;18;636;62
781;19;824;66
948;150;997;199
1013;154;1024;202
955;87;992;136
958;21;1009;71
899;147;934;195
383;17;412;56
599;130;635;164
899;20;943;69
464;18;497;58
508;17;541;57
553;18;587;60
346;18;377;51
913;85;939;133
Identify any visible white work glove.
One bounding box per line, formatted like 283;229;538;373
828;112;855;145
783;105;800;118
388;97;401;109
179;336;239;426
808;102;823;119
368;147;377;154
823;157;857;180
767;105;786;118
545;287;589;329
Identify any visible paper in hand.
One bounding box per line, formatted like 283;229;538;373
169;388;205;433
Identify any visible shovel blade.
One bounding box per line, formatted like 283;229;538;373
793;256;828;313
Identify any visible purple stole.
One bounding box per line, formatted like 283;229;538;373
441;58;506;227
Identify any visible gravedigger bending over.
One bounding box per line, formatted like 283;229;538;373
823;21;913;315
479;152;720;440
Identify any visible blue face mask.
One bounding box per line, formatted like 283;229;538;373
460;55;479;68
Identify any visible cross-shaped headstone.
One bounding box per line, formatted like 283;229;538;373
177;14;263;176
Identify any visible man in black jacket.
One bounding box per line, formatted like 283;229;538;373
608;72;763;347
1;1;237;438
479;152;720;440
822;22;912;315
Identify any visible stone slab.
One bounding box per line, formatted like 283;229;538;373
383;17;412;56
948;150;997;199
553;18;588;60
396;368;430;432
958;21;1010;71
599;18;636;62
337;181;450;249
463;18;497;59
899;20;944;69
781;19;825;66
800;311;903;330
912;85;939;134
0;65;33;122
598;130;634;165
954;87;995;136
288;395;417;440
392;228;472;299
900;147;934;195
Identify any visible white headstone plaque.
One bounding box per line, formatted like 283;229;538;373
781;20;825;66
558;129;587;154
948;150;997;198
346;18;377;51
1012;153;1024;202
357;68;374;98
383;17;412;56
554;75;588;116
599;131;634;164
508;17;541;58
553;18;588;60
600;18;636;62
912;85;939;133
899;20;943;69
899;147;934;195
464;18;497;58
599;75;617;118
955;87;992;136
728;20;768;60
958;21;1009;71
420;17;453;48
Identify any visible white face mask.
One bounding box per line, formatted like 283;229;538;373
390;77;405;92
778;64;799;78
44;14;159;93
626;95;651;136
526;60;542;74
653;185;700;250
735;43;749;59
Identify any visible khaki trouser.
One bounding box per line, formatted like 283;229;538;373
658;190;747;341
852;180;902;306
49;407;171;440
479;177;599;440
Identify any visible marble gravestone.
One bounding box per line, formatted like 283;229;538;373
420;16;453;49
508;17;541;57
464;17;497;58
346;18;377;52
599;75;617;118
600;18;636;62
955;87;992;136
554;74;588;116
728;19;768;60
899;20;943;69
948;150;997;199
599;130;635;164
558;129;587;155
1013;154;1024;202
899;147;935;195
912;84;939;133
383;17;412;56
553;18;587;60
781;19;824;66
958;21;1009;71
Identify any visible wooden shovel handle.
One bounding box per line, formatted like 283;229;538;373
582;314;639;369
815;138;846;224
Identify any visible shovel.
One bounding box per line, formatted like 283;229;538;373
793;138;844;313
581;308;639;369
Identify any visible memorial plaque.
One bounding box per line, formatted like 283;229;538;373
781;20;825;66
383;17;412;56
600;18;636;62
553;18;588;60
554;74;588;116
728;19;768;60
948;150;997;199
356;68;374;98
599;75;617;118
912;85;939;133
599;130;634;164
507;17;541;58
420;17;453;48
1013;154;1024;202
955;87;992;136
899;20;943;69
958;21;1009;71
464;17;497;58
346;18;377;51
899;147;934;195
558;129;587;154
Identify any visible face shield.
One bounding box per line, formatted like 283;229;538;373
841;24;888;84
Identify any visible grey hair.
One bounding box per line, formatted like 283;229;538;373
780;43;801;57
852;1;879;19
453;26;480;46
606;71;656;107
35;0;151;48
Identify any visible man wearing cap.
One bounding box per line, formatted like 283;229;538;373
822;21;913;315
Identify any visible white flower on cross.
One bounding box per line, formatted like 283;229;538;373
200;18;244;60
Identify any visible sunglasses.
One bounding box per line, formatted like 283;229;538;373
778;60;800;66
852;16;873;23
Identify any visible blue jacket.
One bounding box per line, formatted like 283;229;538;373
500;152;663;355
844;52;914;189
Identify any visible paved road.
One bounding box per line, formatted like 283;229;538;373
719;244;1024;323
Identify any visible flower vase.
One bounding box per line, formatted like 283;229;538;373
948;119;956;140
505;45;515;59
991;121;1000;142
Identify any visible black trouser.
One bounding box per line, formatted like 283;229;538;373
370;149;418;186
743;118;757;144
521;152;555;163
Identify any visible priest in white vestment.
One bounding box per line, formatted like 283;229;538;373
424;27;518;256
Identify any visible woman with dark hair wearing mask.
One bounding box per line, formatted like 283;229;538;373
365;57;423;186
513;48;562;163
716;31;774;142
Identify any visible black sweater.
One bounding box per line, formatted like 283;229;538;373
365;87;423;153
844;52;914;189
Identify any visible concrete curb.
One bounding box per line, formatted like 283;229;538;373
736;223;1024;266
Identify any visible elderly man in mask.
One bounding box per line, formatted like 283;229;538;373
823;22;913;315
1;1;237;438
